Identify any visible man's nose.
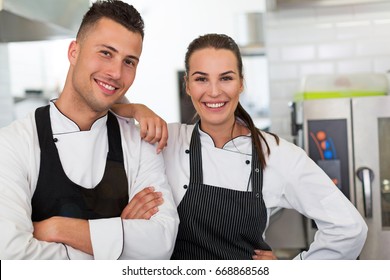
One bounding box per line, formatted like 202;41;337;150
106;60;122;80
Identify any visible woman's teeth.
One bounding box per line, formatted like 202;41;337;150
206;102;225;108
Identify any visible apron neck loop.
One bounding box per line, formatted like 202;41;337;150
189;122;203;185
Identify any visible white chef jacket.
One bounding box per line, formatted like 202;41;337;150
0;101;179;260
163;123;367;260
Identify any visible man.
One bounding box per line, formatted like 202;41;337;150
0;0;178;259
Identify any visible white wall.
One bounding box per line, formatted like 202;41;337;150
0;44;14;127
124;0;267;122
265;1;390;140
8;39;70;99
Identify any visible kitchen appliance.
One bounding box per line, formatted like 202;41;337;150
302;96;390;259
292;73;390;259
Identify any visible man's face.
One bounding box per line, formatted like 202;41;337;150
68;17;143;114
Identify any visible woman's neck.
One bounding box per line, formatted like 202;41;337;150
200;119;250;148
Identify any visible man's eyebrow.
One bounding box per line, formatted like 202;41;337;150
101;44;118;53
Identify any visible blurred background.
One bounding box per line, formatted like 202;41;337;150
1;0;390;259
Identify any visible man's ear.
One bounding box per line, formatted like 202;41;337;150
68;40;78;65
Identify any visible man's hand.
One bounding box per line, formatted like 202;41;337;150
121;187;164;219
252;249;278;260
111;104;168;153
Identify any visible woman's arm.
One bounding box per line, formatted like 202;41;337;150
112;103;168;153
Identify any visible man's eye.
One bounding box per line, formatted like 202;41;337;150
124;59;135;66
101;50;111;56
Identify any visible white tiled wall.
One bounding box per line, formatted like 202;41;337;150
0;44;14;127
265;2;390;140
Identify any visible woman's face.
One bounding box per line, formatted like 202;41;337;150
186;47;243;131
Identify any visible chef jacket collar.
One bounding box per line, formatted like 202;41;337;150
49;99;107;134
197;120;251;151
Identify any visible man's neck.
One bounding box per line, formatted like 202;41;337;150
54;96;106;131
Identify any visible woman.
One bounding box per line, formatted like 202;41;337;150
114;33;367;260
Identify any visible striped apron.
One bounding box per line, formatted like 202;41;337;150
171;123;271;259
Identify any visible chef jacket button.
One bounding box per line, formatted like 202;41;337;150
245;160;250;165
185;149;190;154
183;184;188;189
256;193;260;198
255;168;260;173
53;138;58;143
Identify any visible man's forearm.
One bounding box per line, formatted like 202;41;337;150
33;216;93;255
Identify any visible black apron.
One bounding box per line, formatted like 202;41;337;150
31;105;129;221
171;123;271;259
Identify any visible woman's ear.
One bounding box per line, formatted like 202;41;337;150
239;78;244;94
184;75;191;96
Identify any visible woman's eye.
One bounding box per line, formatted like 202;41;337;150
221;76;233;81
195;77;206;82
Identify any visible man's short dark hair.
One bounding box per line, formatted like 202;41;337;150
76;0;144;41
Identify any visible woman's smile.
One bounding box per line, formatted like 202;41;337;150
204;102;226;108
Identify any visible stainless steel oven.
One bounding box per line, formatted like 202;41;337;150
302;95;390;259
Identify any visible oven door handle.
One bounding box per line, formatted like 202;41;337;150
356;167;374;218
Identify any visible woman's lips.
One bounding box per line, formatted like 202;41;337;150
204;102;226;108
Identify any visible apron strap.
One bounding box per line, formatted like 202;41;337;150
35;105;52;150
107;111;124;163
189;122;203;185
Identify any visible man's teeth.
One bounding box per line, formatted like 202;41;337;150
98;81;115;91
206;102;225;108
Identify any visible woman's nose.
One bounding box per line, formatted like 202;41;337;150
208;82;221;97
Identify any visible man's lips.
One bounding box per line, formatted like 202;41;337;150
96;79;118;94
